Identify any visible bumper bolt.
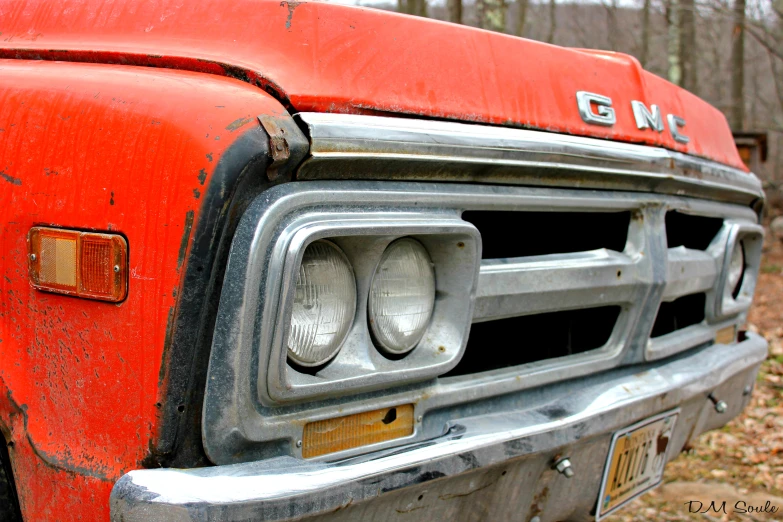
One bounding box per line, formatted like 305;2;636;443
708;393;728;413
743;385;753;396
553;457;574;478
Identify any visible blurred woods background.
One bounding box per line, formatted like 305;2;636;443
369;0;783;208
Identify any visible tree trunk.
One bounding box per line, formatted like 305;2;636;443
546;0;557;43
477;0;506;32
667;0;682;86
414;0;428;18
606;0;619;51
679;0;698;93
515;0;529;37
729;0;746;130
447;0;462;23
640;0;651;67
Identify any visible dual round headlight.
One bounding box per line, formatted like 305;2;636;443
287;240;357;367
286;238;436;367
368;238;436;355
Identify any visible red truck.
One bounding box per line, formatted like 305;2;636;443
0;1;767;520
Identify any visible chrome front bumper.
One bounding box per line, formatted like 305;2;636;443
111;333;767;522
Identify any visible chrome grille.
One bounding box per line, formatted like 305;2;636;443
204;111;764;464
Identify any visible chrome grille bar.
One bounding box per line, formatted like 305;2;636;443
663;248;719;301
474;250;638;322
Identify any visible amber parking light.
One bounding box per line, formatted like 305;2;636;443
28;227;128;302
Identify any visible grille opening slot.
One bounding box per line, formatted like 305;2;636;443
650;293;706;338
442;306;621;378
461;211;631;259
665;211;724;250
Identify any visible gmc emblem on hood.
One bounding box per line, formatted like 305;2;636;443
576;91;689;144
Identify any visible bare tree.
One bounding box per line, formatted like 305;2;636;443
730;0;746;129
679;0;698;93
477;0;507;31
516;0;529;36
605;0;620;50
640;0;652;66
448;0;463;23
667;0;683;85
416;0;428;17
547;0;557;43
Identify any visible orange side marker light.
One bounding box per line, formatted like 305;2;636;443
302;404;415;458
29;227;128;302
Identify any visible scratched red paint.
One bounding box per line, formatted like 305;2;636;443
0;60;286;520
0;0;745;170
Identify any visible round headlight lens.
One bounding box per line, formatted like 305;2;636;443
287;240;356;367
369;238;436;355
726;241;745;299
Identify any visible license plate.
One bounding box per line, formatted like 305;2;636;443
596;409;679;520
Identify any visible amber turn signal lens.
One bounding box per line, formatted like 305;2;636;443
28;227;128;302
302;404;414;458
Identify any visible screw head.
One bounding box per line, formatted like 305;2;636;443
715;400;728;413
743;385;753;396
296;440;302;448
113;265;120;273
30;254;36;261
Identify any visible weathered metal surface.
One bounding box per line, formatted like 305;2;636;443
296;113;763;206
201;180;760;467
111;334;767;521
0;0;747;170
0;59;291;521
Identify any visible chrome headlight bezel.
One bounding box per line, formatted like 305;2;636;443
267;217;480;404
711;222;763;319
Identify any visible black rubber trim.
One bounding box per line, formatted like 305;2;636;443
0;436;22;522
151;116;308;468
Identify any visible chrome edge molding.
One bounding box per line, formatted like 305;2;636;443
295;113;764;207
114;335;767;522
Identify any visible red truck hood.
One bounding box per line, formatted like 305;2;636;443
0;0;746;171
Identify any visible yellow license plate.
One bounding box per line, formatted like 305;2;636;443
596;410;679;520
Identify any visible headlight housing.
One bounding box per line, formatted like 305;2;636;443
287;240;356;367
725;241;745;299
369;238;436;356
712;223;763;319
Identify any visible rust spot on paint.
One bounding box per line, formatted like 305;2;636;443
225;116;253;132
197;168;207;185
177;211;195;271
206;152;213;163
26;434;112;481
158;306;177;389
280;1;301;29
193;188;201;199
0;170;21;186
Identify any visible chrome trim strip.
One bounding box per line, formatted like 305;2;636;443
114;334;767;522
296;113;764;206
